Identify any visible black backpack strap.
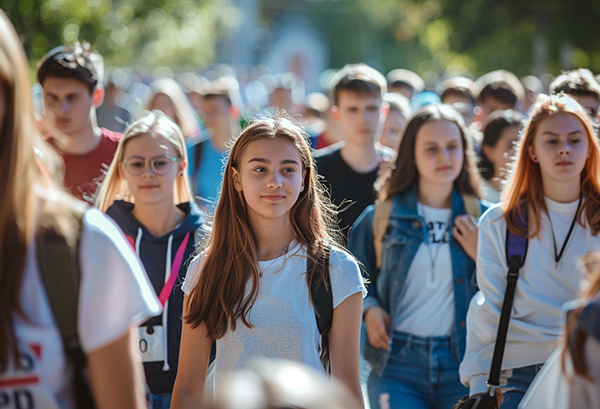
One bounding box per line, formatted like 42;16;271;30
193;139;205;180
487;207;528;388
37;201;96;409
308;246;332;373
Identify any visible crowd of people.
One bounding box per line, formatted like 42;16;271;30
2;7;600;409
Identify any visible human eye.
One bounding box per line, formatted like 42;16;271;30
282;167;297;174
253;166;267;173
545;139;557;145
153;157;171;171
127;159;145;171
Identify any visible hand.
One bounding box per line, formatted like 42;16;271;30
364;306;391;350
453;215;478;261
494;388;504;407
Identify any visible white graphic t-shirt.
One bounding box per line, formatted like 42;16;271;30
0;209;161;409
393;203;455;336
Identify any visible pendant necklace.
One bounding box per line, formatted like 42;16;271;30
259;244;290;278
420;204;448;286
547;195;582;272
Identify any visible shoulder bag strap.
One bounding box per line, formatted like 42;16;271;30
461;193;481;219
37;201;95;409
373;197;393;276
487;207;528;387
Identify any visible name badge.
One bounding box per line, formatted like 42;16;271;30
138;325;165;363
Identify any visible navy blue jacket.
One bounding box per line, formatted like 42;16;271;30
106;200;207;393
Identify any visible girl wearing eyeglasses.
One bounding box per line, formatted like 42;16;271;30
96;110;207;409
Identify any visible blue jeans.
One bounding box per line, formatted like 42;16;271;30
367;331;467;409
499;364;544;409
147;393;171;409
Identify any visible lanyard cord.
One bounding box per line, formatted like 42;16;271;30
547;195;582;271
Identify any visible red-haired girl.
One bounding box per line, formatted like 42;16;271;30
460;94;600;408
171;115;365;408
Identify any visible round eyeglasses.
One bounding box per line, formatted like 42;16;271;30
122;155;181;176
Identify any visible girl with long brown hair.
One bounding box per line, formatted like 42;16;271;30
171;114;365;407
0;10;160;409
460;93;600;409
349;104;485;409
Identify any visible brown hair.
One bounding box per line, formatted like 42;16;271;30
381;104;480;200
0;10;77;370
501;93;600;237
330;63;386;106
185;114;340;340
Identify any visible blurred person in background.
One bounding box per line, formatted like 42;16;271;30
478;109;524;203
303;91;330;143
520;75;544;114
147;77;202;142
187;79;241;212
266;72;304;116
37;40;121;202
474;70;524;128
550;68;600;129
96;69;132;133
377;92;411;151
315;63;393;241
205;359;363;409
437;76;476;126
0;10;160;408
386;68;425;100
96;110;208;409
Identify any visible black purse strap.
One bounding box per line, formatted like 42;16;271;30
487;209;528;387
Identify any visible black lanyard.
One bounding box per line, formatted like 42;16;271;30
548;195;582;271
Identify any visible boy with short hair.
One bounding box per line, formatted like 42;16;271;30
315;63;392;240
37;41;121;202
187;79;240;211
474;70;523;123
550;68;600;122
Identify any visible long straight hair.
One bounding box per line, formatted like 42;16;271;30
0;10;77;370
95;110;194;212
185;114;339;340
381;103;480;200
502;93;600;237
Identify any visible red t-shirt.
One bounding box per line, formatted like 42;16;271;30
49;128;122;202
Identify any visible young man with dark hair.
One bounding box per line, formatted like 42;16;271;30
474;70;524;125
437;76;476;126
187;79;240;212
315;63;392;241
37;41;121;202
550;68;600;122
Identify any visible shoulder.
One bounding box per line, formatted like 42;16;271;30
327;245;367;304
479;202;505;227
182;251;207;295
329;245;359;269
101;128;123;143
313;142;342;160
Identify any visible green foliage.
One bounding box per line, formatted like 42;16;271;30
4;0;240;71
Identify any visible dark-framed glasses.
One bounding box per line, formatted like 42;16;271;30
122;155;181;176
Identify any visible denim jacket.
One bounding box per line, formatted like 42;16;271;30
348;186;487;376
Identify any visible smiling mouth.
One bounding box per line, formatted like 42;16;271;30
262;195;285;201
437;166;453;171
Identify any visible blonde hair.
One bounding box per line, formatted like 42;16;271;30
147;78;200;138
95;110;194;212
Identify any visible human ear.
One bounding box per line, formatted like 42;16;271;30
528;144;538;162
232;167;242;191
482;144;495;163
92;86;105;108
118;163;126;178
179;159;187;175
300;168;307;192
331;106;340;121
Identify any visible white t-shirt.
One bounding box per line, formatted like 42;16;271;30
460;198;600;394
182;243;365;389
393;203;454;336
0;208;161;409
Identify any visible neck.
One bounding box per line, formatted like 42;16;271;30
487;175;502;191
250;217;295;261
339;142;379;173
543;178;582;203
418;180;453;208
55;113;102;155
131;200;185;237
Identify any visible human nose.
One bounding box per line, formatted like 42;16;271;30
266;171;283;188
558;142;572;156
59;99;70;114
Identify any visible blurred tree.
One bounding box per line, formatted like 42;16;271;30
3;0;240;72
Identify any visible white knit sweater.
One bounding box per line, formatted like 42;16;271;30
459;199;600;394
